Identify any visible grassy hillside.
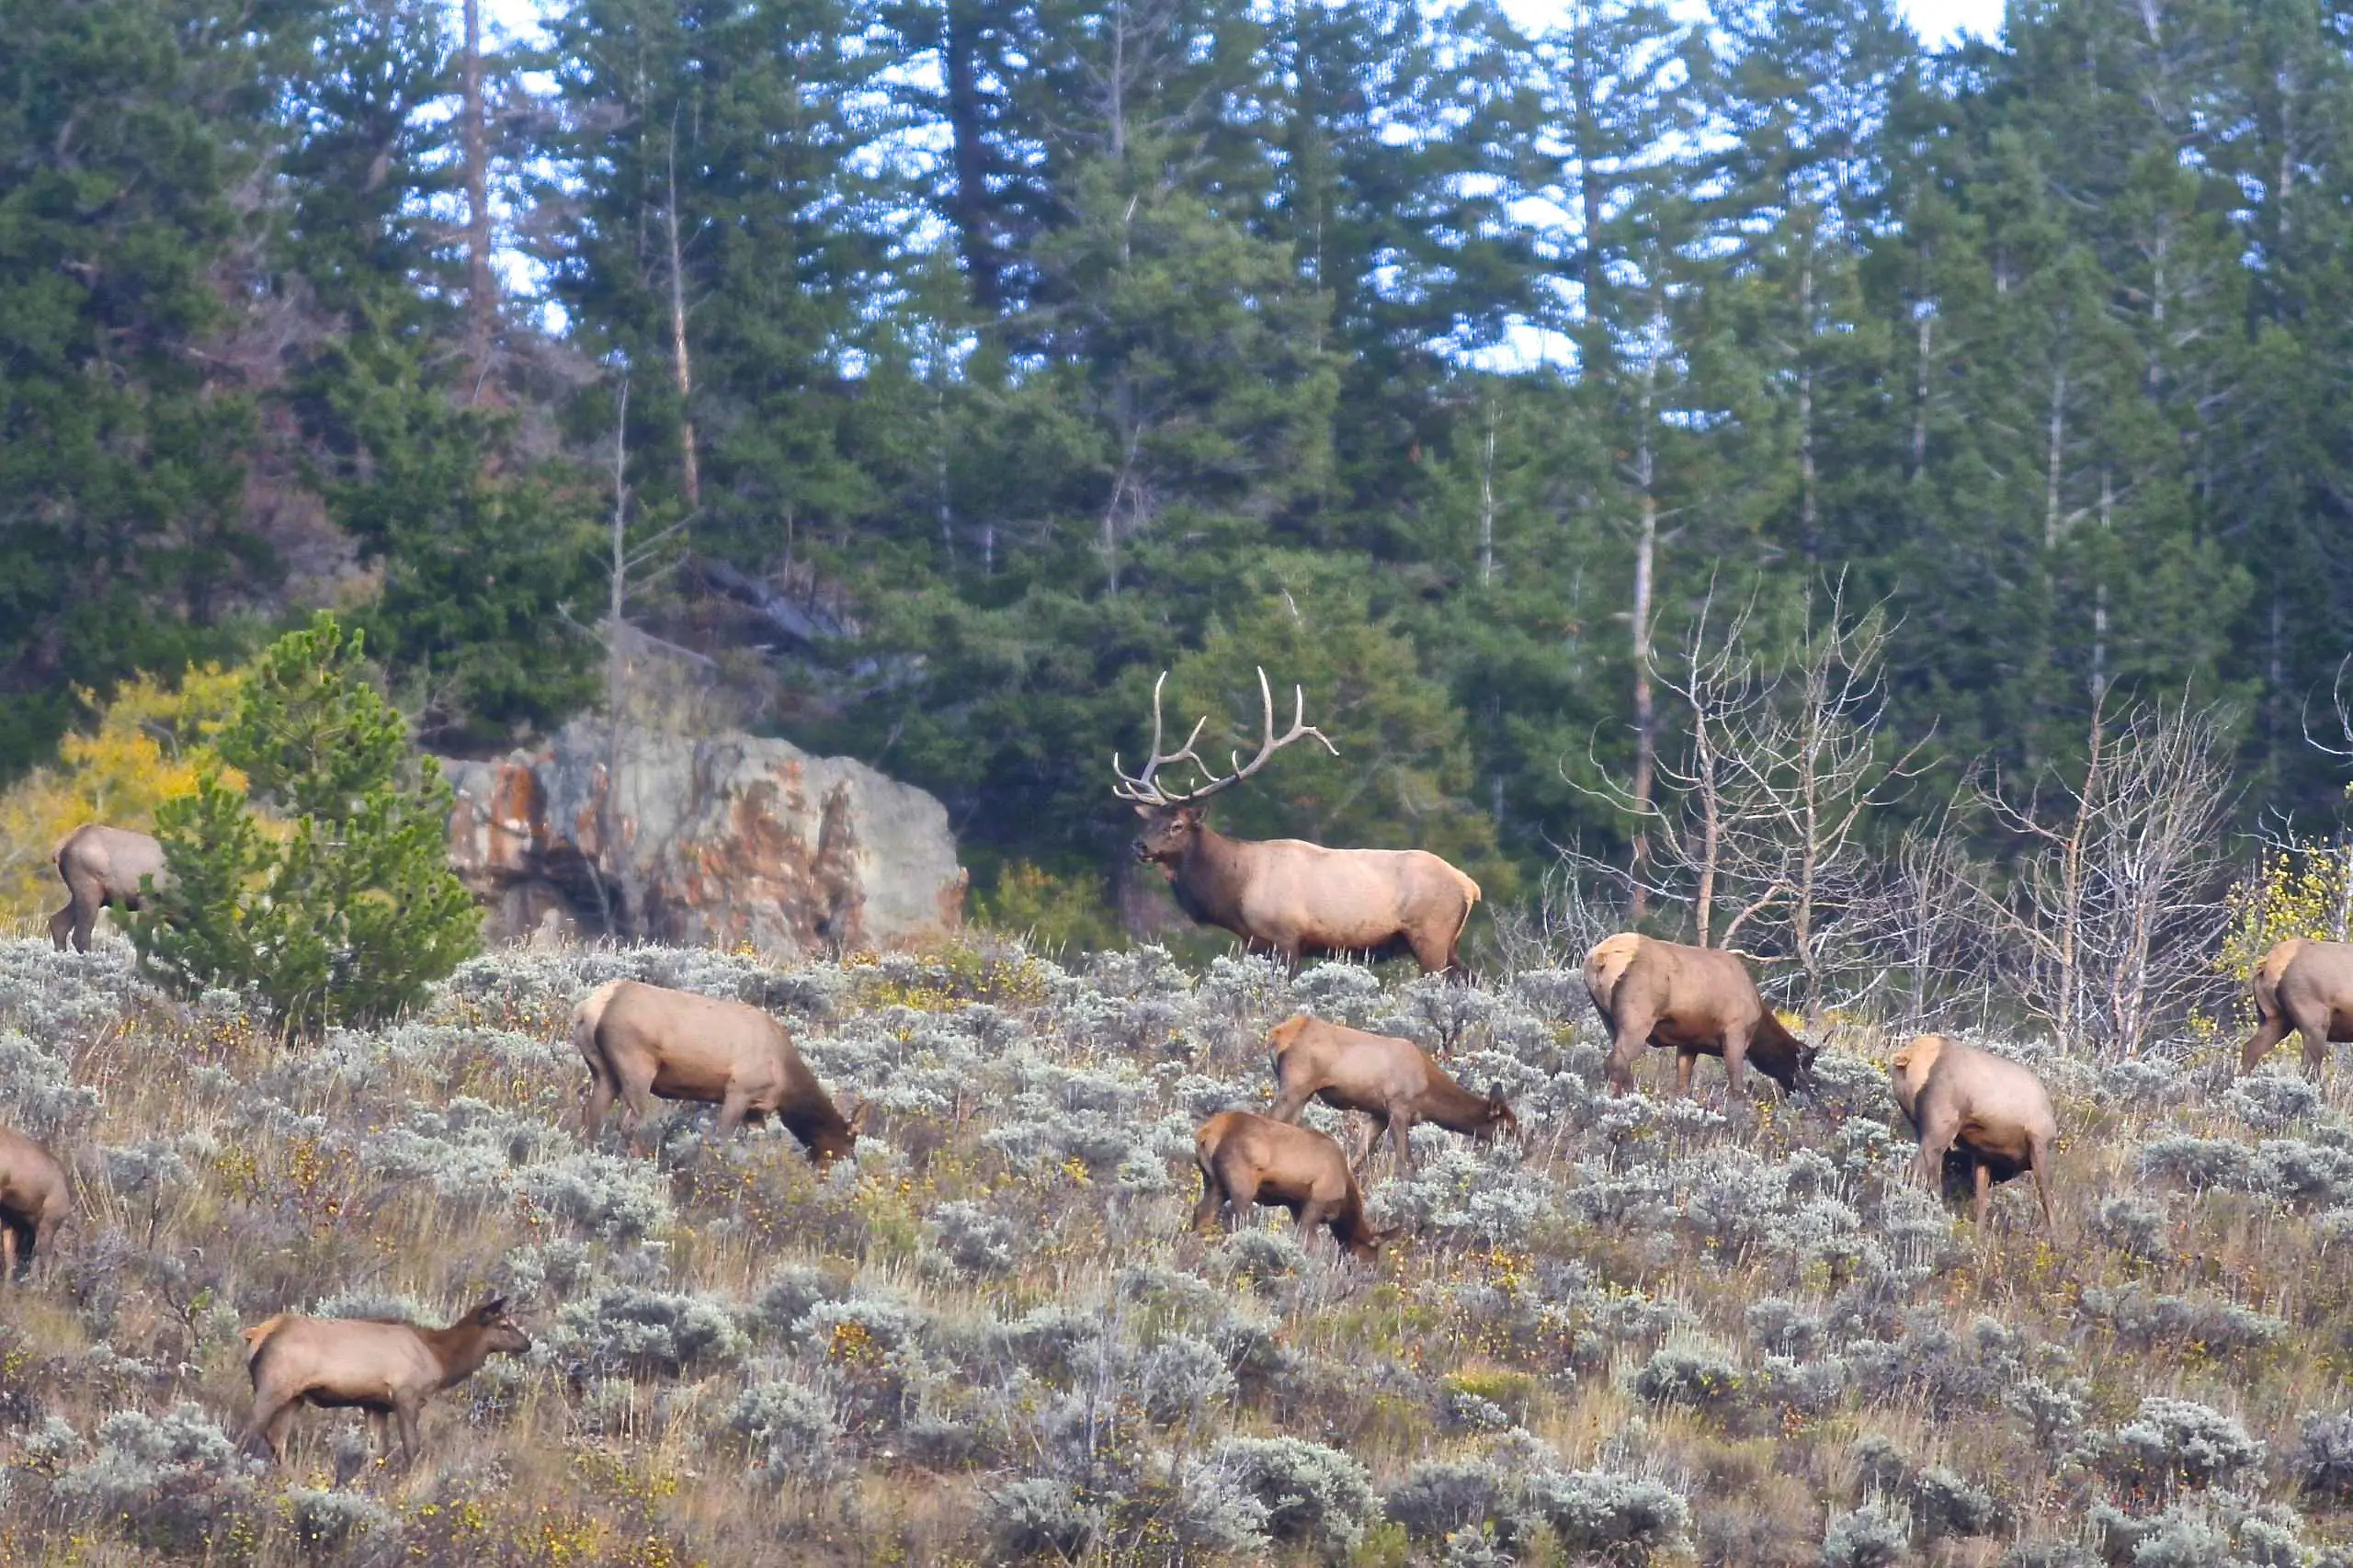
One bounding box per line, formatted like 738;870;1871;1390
0;935;2347;1566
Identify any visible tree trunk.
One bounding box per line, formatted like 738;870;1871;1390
943;0;1002;310
1629;346;1660;918
462;0;494;395
1797;240;1818;566
664;131;701;509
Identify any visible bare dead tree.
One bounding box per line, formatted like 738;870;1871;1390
1972;699;2235;1056
1703;580;1932;1021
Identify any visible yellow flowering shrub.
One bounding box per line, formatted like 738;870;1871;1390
0;665;245;925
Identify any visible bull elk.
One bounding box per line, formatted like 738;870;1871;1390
1889;1034;2058;1233
1114;669;1482;974
0;1129;70;1283
1193;1110;1392;1261
50;824;165;952
572;980;866;1160
2238;937;2353;1077
239;1295;532;1467
1582;934;1817;1099
1266;1014;1518;1176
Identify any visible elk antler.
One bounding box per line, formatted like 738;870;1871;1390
1111;667;1338;806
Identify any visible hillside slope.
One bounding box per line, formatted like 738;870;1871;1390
0;937;2346;1565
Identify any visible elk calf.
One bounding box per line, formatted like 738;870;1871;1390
240;1296;531;1468
2238;937;2353;1076
1266;1014;1517;1176
1193;1110;1389;1260
572;981;864;1160
1115;669;1482;973
1582;934;1816;1098
50;824;165;952
1890;1034;2057;1233
0;1130;69;1283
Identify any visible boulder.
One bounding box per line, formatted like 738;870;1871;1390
438;720;967;954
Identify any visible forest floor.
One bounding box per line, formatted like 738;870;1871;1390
0;933;2346;1566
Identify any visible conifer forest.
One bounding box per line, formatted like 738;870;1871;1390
9;0;2353;937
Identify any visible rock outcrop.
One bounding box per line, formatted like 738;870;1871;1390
438;721;966;954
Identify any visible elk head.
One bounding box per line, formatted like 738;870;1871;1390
1475;1085;1521;1144
467;1295;533;1356
1112;667;1338;865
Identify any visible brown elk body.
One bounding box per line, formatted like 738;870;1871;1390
1192;1110;1387;1260
2238;937;2353;1076
571;980;863;1159
1582;934;1816;1098
49;824;165;952
1266;1014;1518;1176
0;1129;70;1282
239;1296;531;1467
1116;670;1481;975
1890;1034;2058;1232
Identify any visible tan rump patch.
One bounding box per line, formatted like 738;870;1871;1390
2257;938;2309;991
1583;933;1644;1005
1890;1032;1949;1091
1267;1015;1314;1054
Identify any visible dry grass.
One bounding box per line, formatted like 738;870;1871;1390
0;936;2345;1565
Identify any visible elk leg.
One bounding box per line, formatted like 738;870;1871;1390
1296;1199;1334;1244
2287;999;2334;1078
368;1411;392;1463
29;1214;58;1282
1267;1083;1313;1124
1387;1107;1415;1178
1720;1026;1753;1101
393;1398;423;1468
0;1222;17;1285
1604;1009;1656;1093
1406;924;1454;977
580;1068;617;1141
616;1067;659;1147
1191;1172;1225;1233
2028;1133;2058;1235
47;901;74;952
1221;1175;1259;1231
72;888;103;953
1971;1157;1993;1230
1675;1051;1699;1097
245;1397;300;1467
2239;1009;2290;1074
1913;1103;1961;1200
714;1086;754;1140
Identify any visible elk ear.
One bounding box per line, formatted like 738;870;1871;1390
1177;803;1205;825
1131;802;1156;819
845;1096;870;1136
473;1294;508;1322
1486;1083;1507;1107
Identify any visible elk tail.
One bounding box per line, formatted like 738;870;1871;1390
240;1314;291;1362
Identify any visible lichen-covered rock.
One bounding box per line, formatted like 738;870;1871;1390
438;720;966;954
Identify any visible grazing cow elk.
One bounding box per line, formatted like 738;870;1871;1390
1890;1034;2058;1233
50;824;165;952
240;1295;531;1467
1193;1110;1391;1261
2238;937;2353;1076
1114;669;1482;974
571;980;865;1160
1582;934;1816;1098
1266;1014;1518;1176
0;1129;70;1283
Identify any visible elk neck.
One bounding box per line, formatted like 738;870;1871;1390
418;1320;499;1390
1415;1073;1501;1133
1170;822;1255;928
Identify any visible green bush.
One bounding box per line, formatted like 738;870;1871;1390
131;612;479;1032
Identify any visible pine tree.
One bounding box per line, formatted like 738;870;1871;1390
133;614;479;1033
